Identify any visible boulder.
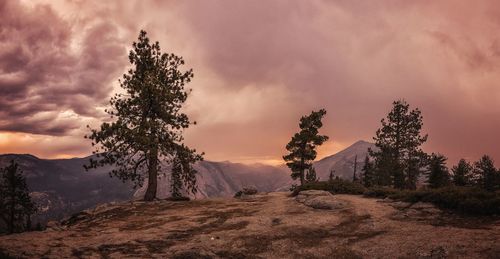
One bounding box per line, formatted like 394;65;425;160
298;190;332;197
295;190;332;203
409;202;437;210
46;220;63;231
303;196;347;210
390;201;412;209
61;211;91;226
295;190;346;210
234;186;258;198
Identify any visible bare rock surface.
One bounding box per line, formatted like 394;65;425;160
0;193;499;258
390;201;443;222
296;190;348;210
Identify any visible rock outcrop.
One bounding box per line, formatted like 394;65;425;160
0;193;498;258
295;190;348;210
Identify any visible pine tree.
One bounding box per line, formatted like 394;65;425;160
85;31;203;200
369;100;428;189
371;148;394;186
361;155;374;187
451;159;473;186
473;155;499;192
427;153;450;189
305;167;318;183
0;160;36;234
348;155;360;182
283;109;329;186
329;169;335;181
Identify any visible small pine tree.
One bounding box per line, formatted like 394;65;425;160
283;109;329;186
451;159;473;186
473;155;499;192
329;169;335;181
370;100;428;189
350;155;359;183
427;153;450;189
361;155;374;187
0;161;37;234
305;167;318;183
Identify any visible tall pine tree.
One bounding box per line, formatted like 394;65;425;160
283;109;328;186
0;160;36;234
369;100;428;189
451;159;473;186
85;31;203;201
427;153;450;189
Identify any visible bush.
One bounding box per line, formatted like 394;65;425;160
364;186;500;215
363;186;399;198
292;179;367;196
165;196;190;201
234;186;258;198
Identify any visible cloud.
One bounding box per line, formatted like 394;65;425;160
0;0;126;135
1;0;500;164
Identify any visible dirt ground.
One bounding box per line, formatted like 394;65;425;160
0;192;499;258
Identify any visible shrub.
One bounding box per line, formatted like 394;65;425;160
292;179;366;196
363;186;399;198
234;186;258;198
165;196;190;201
364;186;500;215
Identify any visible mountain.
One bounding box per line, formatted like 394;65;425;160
134;161;292;199
0;154;134;224
313;140;375;180
0;140;374;224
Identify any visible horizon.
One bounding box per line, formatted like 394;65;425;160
0;139;373;166
1;1;500;165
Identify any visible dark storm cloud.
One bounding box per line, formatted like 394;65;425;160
0;1;126;135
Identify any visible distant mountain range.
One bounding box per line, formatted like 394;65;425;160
0;140;374;223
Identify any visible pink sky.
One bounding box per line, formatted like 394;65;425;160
1;0;500;165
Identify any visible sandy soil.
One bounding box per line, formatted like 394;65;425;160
0;192;499;258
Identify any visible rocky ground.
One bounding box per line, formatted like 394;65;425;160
0;191;499;258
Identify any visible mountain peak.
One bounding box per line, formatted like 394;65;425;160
351;140;373;147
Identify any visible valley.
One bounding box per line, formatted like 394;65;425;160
0;141;374;224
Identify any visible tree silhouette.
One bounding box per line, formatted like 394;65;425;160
427;153;450;188
85;30;203;201
329;169;335;181
361;155;374;187
283;109;328;186
369;100;428;189
451;159;473;186
473;155;499;192
0;160;36;234
347;155;361;182
305;167;318;183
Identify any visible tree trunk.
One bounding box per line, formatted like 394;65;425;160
26;215;31;231
353;155;358;182
8;202;14;234
299;156;305;186
143;148;158;201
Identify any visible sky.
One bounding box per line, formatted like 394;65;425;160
1;0;500;165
